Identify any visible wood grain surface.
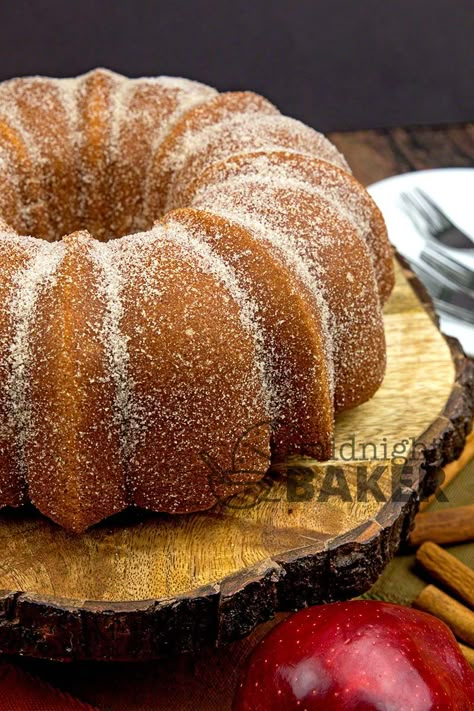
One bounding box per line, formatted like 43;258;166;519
0;260;470;661
329;122;474;186
0;123;472;662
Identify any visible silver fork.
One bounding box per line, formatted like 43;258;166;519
409;259;474;325
400;188;474;249
420;240;474;292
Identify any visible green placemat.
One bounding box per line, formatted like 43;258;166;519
364;457;474;606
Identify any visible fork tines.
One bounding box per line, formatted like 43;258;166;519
401;188;451;234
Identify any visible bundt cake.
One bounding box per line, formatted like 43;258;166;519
0;69;394;532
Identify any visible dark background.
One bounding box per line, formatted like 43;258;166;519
0;0;472;131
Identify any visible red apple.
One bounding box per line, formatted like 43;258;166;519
233;600;474;710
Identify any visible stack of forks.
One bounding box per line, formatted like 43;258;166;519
400;189;474;326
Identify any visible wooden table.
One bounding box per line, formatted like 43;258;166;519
329;122;474;184
8;122;474;710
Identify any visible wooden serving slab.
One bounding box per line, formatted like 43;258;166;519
0;258;471;662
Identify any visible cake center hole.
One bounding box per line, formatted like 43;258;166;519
5;175;158;243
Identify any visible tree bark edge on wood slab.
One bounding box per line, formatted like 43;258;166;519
0;256;472;662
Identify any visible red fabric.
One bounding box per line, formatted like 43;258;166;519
0;664;99;711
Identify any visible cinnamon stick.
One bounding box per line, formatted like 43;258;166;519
459;643;474;668
409;505;474;546
413;585;474;647
416;542;474;609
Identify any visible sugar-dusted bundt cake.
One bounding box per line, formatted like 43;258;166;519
0;69;394;532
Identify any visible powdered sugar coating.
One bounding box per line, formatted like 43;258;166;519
111;225;271;513
0;70;393;530
182;151;393;302
5;238;63;471
0;233;49;506
88;239;134;460
161;209;335;460
187;157;388;411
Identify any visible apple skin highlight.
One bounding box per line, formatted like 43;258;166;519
233;600;474;711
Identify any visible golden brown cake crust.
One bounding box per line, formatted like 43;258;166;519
184;151;394;303
0;234;37;509
25;233;128;531
163;208;335;461
116;225;270;515
0;69;394;531
0;78;79;240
